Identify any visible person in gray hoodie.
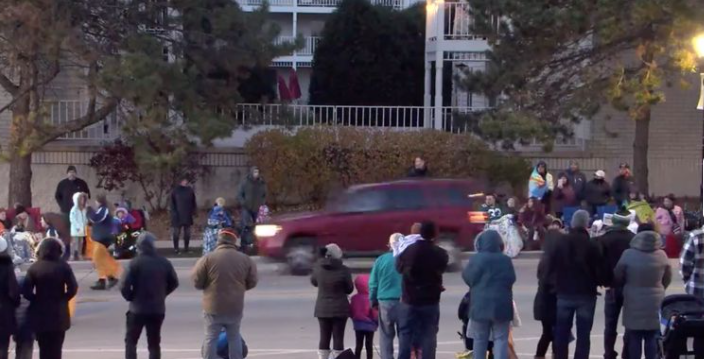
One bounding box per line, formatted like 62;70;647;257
614;231;672;359
120;232;179;359
463;230;516;359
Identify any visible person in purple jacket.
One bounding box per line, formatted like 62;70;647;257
350;274;378;359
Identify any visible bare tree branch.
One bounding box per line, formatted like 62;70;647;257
0;73;18;95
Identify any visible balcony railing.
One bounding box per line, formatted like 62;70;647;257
427;2;500;41
237;0;408;9
48;101;121;141
274;36;321;56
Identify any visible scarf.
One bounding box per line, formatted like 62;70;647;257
393;234;422;257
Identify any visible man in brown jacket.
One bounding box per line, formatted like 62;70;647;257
192;230;258;359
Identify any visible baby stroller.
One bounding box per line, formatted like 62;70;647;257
113;229;141;259
660;295;704;359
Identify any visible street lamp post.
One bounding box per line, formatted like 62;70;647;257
694;33;704;212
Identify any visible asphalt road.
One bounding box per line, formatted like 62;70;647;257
16;258;685;359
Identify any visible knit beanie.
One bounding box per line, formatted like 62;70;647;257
611;212;631;228
324;243;343;260
571;209;591;229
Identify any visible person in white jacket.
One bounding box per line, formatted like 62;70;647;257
69;192;88;261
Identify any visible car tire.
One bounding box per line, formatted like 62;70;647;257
286;238;317;276
438;235;462;272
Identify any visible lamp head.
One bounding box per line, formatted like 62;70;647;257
693;33;704;59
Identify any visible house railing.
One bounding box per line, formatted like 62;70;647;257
51;102;588;149
274;36;321;56
238;0;408;9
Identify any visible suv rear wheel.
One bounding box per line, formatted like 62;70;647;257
438;234;462;272
285;237;317;276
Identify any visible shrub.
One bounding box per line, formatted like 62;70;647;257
245;128;531;208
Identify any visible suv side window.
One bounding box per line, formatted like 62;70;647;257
338;189;388;213
435;187;477;208
386;188;427;210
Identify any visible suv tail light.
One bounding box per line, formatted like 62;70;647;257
468;211;488;224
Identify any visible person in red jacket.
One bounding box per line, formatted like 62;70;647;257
519;198;547;250
350;275;378;359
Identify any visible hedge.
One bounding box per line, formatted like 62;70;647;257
245;127;531;208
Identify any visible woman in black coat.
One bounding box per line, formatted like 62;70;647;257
22;238;78;359
534;221;563;359
311;243;353;359
0;236;20;359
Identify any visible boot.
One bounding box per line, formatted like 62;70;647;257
317;350;331;359
107;277;119;289
90;279;106;290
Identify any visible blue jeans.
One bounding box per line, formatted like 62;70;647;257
202;313;243;359
471;320;510;359
379;300;400;359
626;330;658;359
398;303;440;359
604;288;628;359
555;295;596;359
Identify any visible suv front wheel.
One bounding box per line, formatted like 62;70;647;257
285;237;317;276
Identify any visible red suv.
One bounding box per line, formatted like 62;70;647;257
255;179;487;274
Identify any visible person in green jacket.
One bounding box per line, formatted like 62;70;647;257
369;233;403;359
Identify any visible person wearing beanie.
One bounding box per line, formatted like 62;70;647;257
595;211;635;359
614;231;671;359
311;242;353;359
203;198;234;256
54;165;90;228
369;234;404;359
120;232;179;359
11;204;36;233
546;209;603;359
193;229;257;359
0;236;20;359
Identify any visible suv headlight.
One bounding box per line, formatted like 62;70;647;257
254;224;282;238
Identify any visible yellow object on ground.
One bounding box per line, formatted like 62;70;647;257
93;243;122;279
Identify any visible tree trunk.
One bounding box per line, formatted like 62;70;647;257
633;107;650;196
8;153;33;207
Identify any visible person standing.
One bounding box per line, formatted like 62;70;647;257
54;165;90;221
0;237;20;359
559;161;587;202
547;210;603;359
463;230;516;359
655;194;685;258
612;164;635;208
680;228;704;358
369;234;404;359
585;170;611;215
596;212;634;359
69;192;89;261
350;274;378;359
553;174;578;220
193;230;258;359
88;194;122;290
171;178;197;254
396;221;449;359
120;232;179;359
203;198;234;256
614;230;671;359
311;244;354;359
528;161;555;215
22;238;78;359
237;167;266;250
533;219;564;359
408;157;430;178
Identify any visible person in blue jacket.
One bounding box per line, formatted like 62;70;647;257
463;230;516;359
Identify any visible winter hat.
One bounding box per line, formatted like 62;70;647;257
67;165;77;173
324;243;343;260
14;205;26;216
611;211;631;228
594;170;606;179
217;229;240;247
571;209;591;229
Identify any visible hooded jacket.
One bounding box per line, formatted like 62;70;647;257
22;238;78;333
192;235;258;316
463;230;516;322
614;231;672;330
69;192;88;237
311;257;354;318
559;169;587;201
350;275;378;332
120;233;179;315
0;238;20;336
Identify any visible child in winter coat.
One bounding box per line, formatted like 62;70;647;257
69;192;88;260
203;198;234;255
350;274;378;359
